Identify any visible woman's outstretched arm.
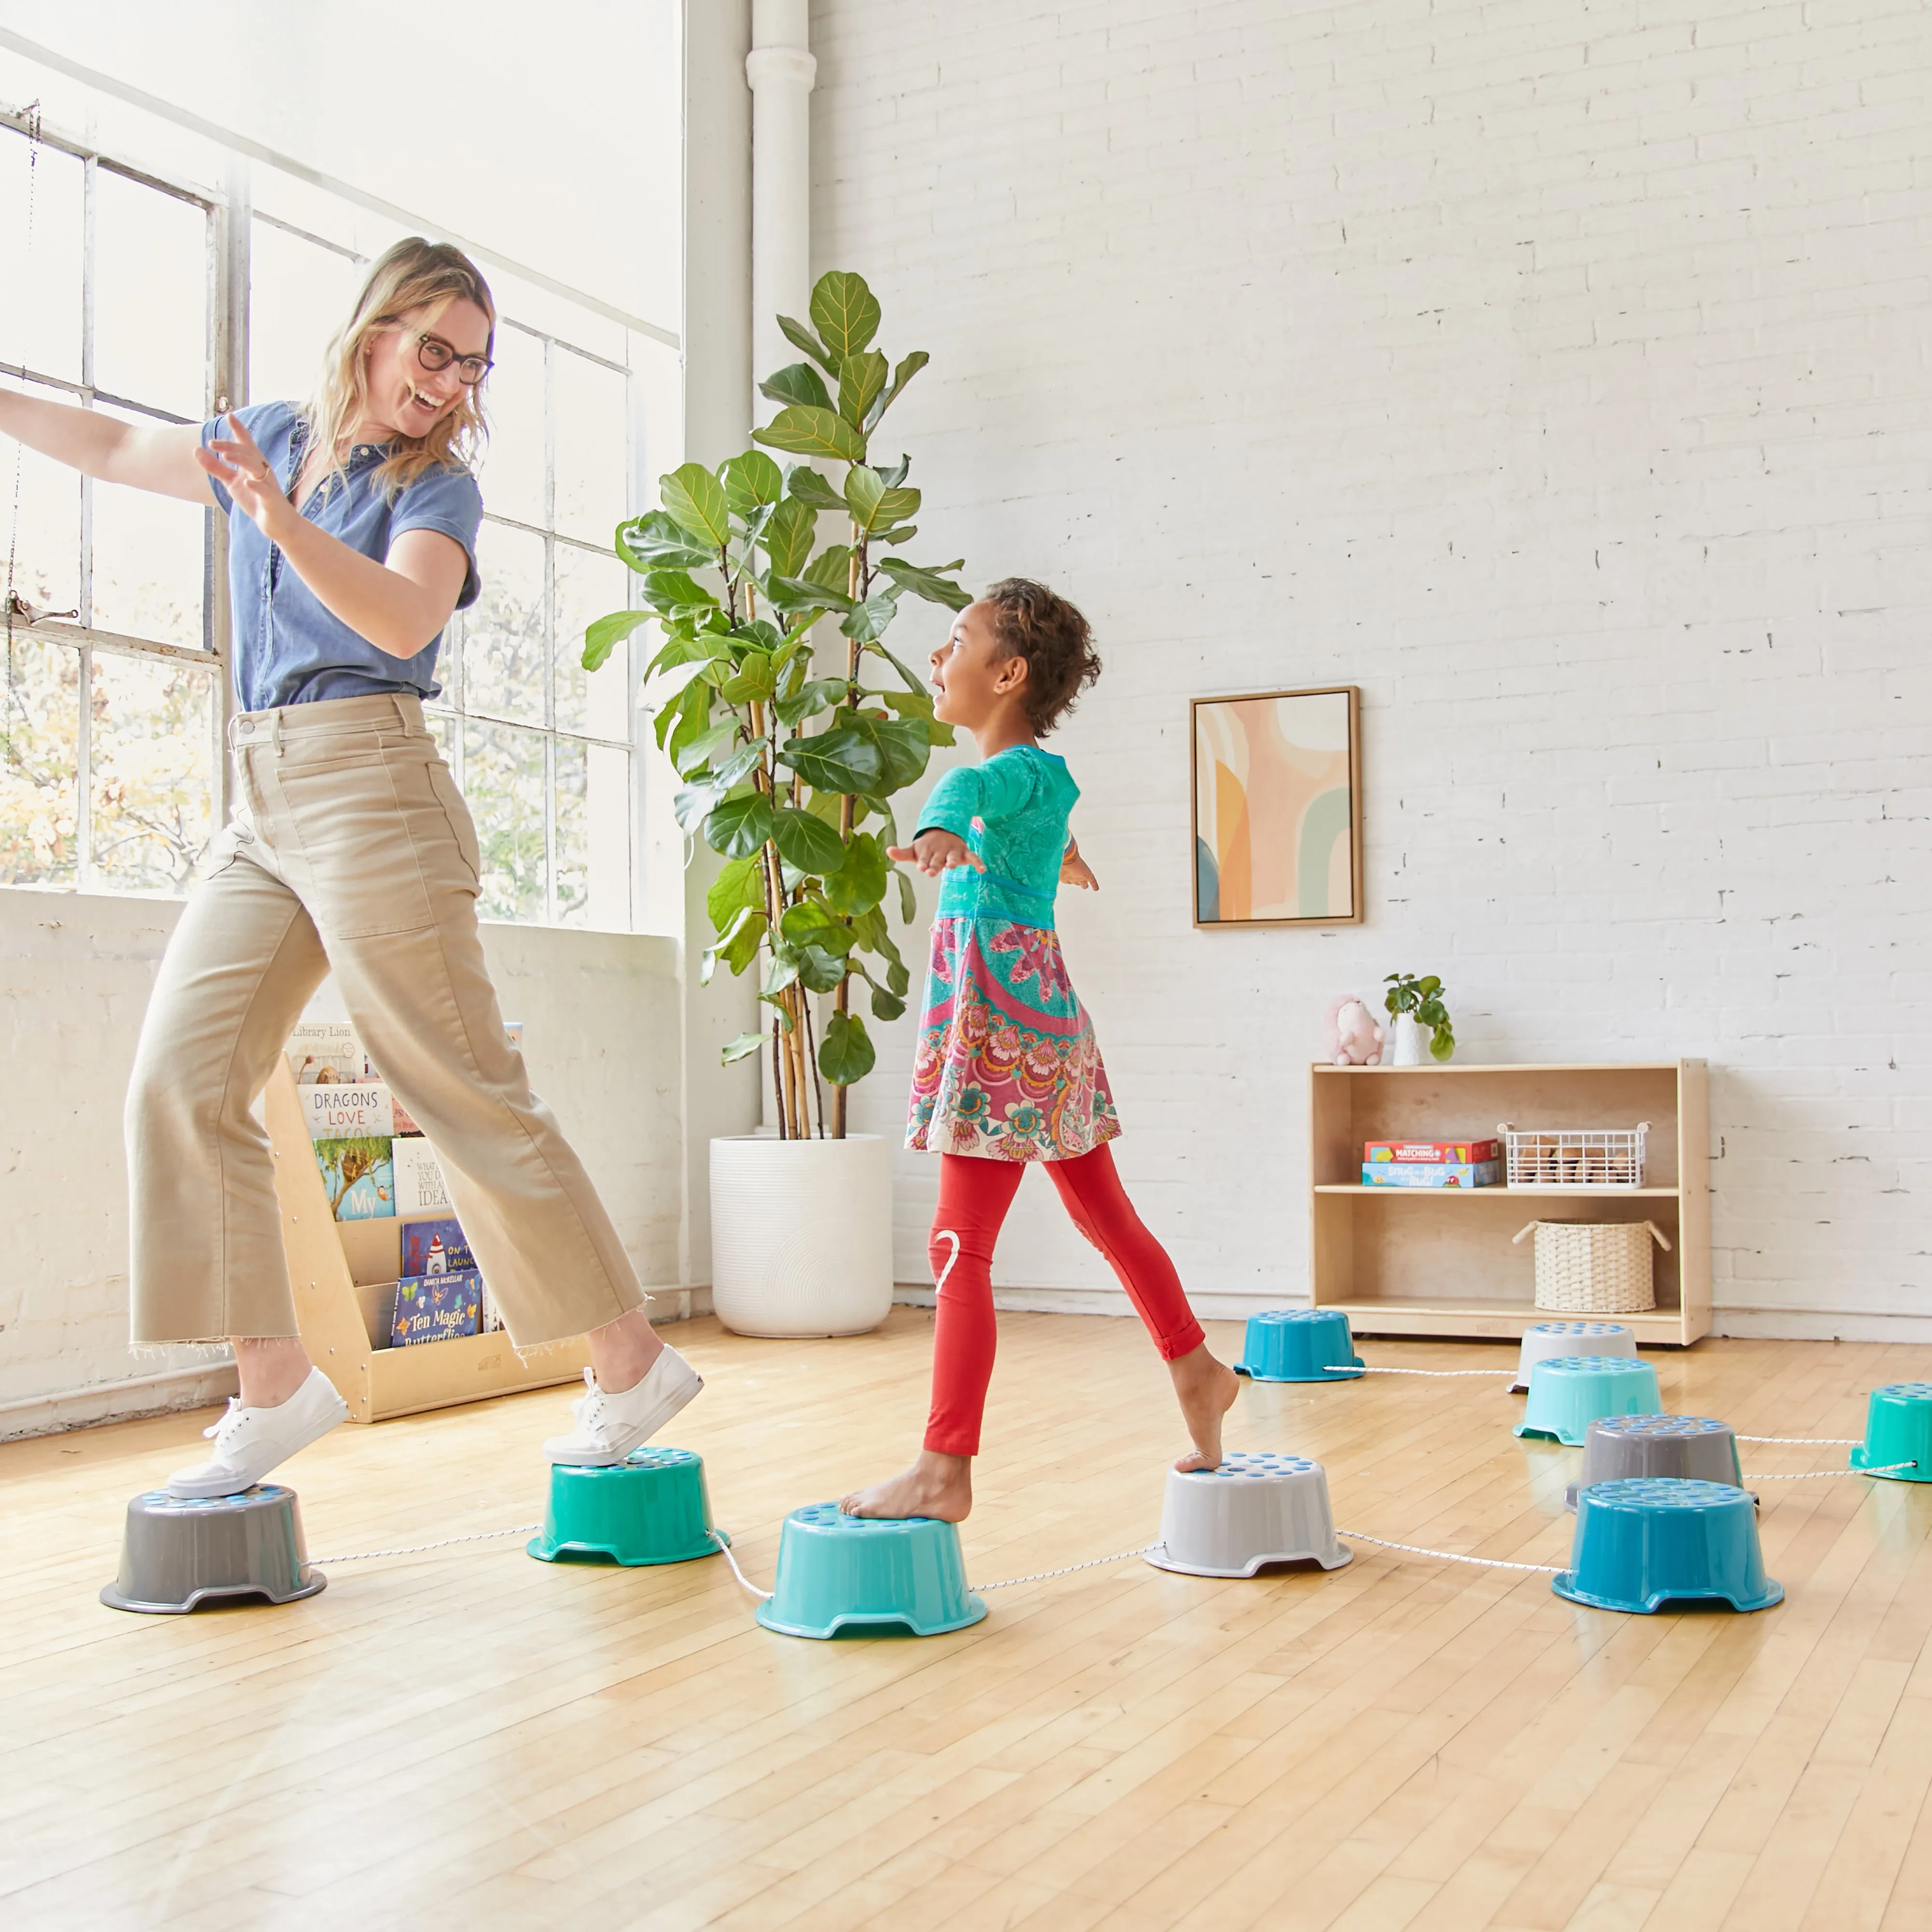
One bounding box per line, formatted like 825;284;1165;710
0;388;213;504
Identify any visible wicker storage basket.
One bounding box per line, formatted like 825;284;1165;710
1513;1219;1671;1314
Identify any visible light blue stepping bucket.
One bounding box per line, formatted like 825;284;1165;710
1554;1478;1783;1615
1849;1383;1932;1483
755;1504;987;1639
1235;1309;1364;1383
1515;1354;1662;1446
527;1447;725;1566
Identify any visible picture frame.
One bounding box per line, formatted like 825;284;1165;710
1190;684;1362;928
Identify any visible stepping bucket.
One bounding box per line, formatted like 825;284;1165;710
1515;1355;1662;1447
1554;1478;1783;1615
1145;1453;1351;1578
755;1505;986;1639
1512;1321;1637;1392
528;1447;724;1565
1563;1415;1746;1511
100;1485;325;1615
1849;1384;1932;1483
1236;1309;1364;1383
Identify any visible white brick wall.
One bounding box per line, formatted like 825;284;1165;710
811;0;1932;1336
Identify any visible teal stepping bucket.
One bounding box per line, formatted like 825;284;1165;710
1554;1477;1783;1614
1236;1309;1364;1383
527;1447;725;1566
1515;1355;1661;1446
755;1505;987;1639
1850;1383;1932;1482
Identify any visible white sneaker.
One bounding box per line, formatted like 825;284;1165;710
167;1367;350;1499
542;1345;703;1465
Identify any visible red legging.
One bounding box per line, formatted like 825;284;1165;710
923;1145;1206;1457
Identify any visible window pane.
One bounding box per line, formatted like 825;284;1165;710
553;545;630;740
554;738;629;931
93;170;209;418
249;219;362;410
0;131;84;384
0;635;79;886
463;719;545;923
475;324;544;528
90;652;214;893
0;374;82;618
462;521;546;724
90;404;205;647
552;349;627;545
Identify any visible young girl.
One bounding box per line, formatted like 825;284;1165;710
0;239;699;1495
842;579;1238;1521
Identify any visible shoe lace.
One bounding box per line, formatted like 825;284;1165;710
202;1396;245;1445
568;1367;613;1442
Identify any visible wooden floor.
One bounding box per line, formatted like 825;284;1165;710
6;1312;1932;1931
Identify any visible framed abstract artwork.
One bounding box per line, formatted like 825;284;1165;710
1191;685;1362;927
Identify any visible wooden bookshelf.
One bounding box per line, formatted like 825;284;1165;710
264;1060;589;1423
1309;1060;1710;1347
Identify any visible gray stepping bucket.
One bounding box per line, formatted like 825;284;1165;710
1563;1414;1748;1511
100;1485;326;1614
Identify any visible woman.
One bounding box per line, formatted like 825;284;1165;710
0;238;698;1494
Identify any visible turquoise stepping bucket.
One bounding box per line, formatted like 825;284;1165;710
1849;1384;1932;1483
1236;1309;1364;1383
1554;1477;1783;1614
1515;1354;1661;1446
528;1447;725;1566
755;1505;987;1639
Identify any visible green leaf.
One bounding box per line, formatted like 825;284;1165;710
768;575;854;618
839;587;902;643
615;509;714;574
776;312;837;374
875;485;920;526
824;830;889;917
771;804;848;872
796;941;847;994
701;907;767;984
895;864;916;923
674;716;739;779
874;525;918;546
810;270;881;360
718;653;777;704
803;543;854;593
720;1031;767;1065
838;350;888;427
719;451;783;515
753;405;865;463
653;676;710;756
818;1009;876;1085
777;726;885;795
876;556;972;610
853;713;932;789
843;464;884;530
762;943;801;996
758;361;834;412
703;791;775;860
786;465;846;511
582;607;653;671
639;568;719;614
868;350;929;430
761;498;819;581
706;852;766;928
659;463;734;549
773;676;850;727
868;983;907;1022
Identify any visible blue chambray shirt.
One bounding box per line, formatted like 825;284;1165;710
201;399;483;713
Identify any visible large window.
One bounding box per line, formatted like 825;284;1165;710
0;100;646;929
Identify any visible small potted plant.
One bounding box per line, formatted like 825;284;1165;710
1383;973;1455;1065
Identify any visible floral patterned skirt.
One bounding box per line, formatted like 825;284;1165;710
906;916;1120;1161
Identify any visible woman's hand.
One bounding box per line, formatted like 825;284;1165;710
194;414;298;540
1060;838;1099;892
887;829;985;879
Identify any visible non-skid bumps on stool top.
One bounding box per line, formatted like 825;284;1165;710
1554;1477;1783;1615
1564;1414;1745;1510
1145;1451;1352;1578
100;1484;325;1615
1512;1321;1637;1392
1850;1383;1932;1482
1235;1308;1365;1383
1515;1354;1662;1446
756;1504;986;1640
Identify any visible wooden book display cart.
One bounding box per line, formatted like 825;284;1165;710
264;1060;589;1422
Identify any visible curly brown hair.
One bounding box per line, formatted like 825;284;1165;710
980;578;1102;735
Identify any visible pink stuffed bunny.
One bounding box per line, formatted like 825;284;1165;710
1324;994;1384;1066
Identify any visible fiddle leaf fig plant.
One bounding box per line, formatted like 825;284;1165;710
1383;972;1455;1062
585;270;970;1140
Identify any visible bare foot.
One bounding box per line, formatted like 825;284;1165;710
840;1449;974;1522
1169;1343;1241;1473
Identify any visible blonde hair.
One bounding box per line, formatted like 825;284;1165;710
305;237;494;497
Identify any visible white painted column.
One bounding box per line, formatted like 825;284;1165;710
745;0;814;412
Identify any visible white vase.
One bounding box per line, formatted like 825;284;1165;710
709;1133;894;1337
1391;1013;1428;1066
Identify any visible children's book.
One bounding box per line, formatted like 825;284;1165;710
390;1269;483;1347
301;1082;395;1144
285;1022;367;1087
315;1138;397;1220
392;1136;451;1216
1361;1159;1503;1189
401;1214;476;1278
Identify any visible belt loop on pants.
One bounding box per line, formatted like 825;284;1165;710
269;708;286;755
392;694;422;737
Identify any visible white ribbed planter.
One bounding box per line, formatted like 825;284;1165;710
709;1134;894;1337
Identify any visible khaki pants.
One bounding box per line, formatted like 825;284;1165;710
126;692;646;1347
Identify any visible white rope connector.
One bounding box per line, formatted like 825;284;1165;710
707;1531;773;1601
1735;1434;1862;1446
1336;1528;1562;1575
1745;1461;1917;1480
972;1544;1152;1591
1325;1365;1513;1379
309;1522;540;1564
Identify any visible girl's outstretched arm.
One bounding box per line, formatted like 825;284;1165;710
1060;835;1099;892
0;388;213;504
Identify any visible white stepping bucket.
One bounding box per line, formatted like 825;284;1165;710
1512;1321;1637;1393
1144;1452;1352;1578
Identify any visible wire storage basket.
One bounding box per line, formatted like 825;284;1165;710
1513;1219;1671;1314
1498;1121;1649;1189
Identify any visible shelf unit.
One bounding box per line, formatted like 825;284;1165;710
265;1060;589;1423
1309;1060;1710;1347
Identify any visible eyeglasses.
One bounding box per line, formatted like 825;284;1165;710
414;332;493;386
